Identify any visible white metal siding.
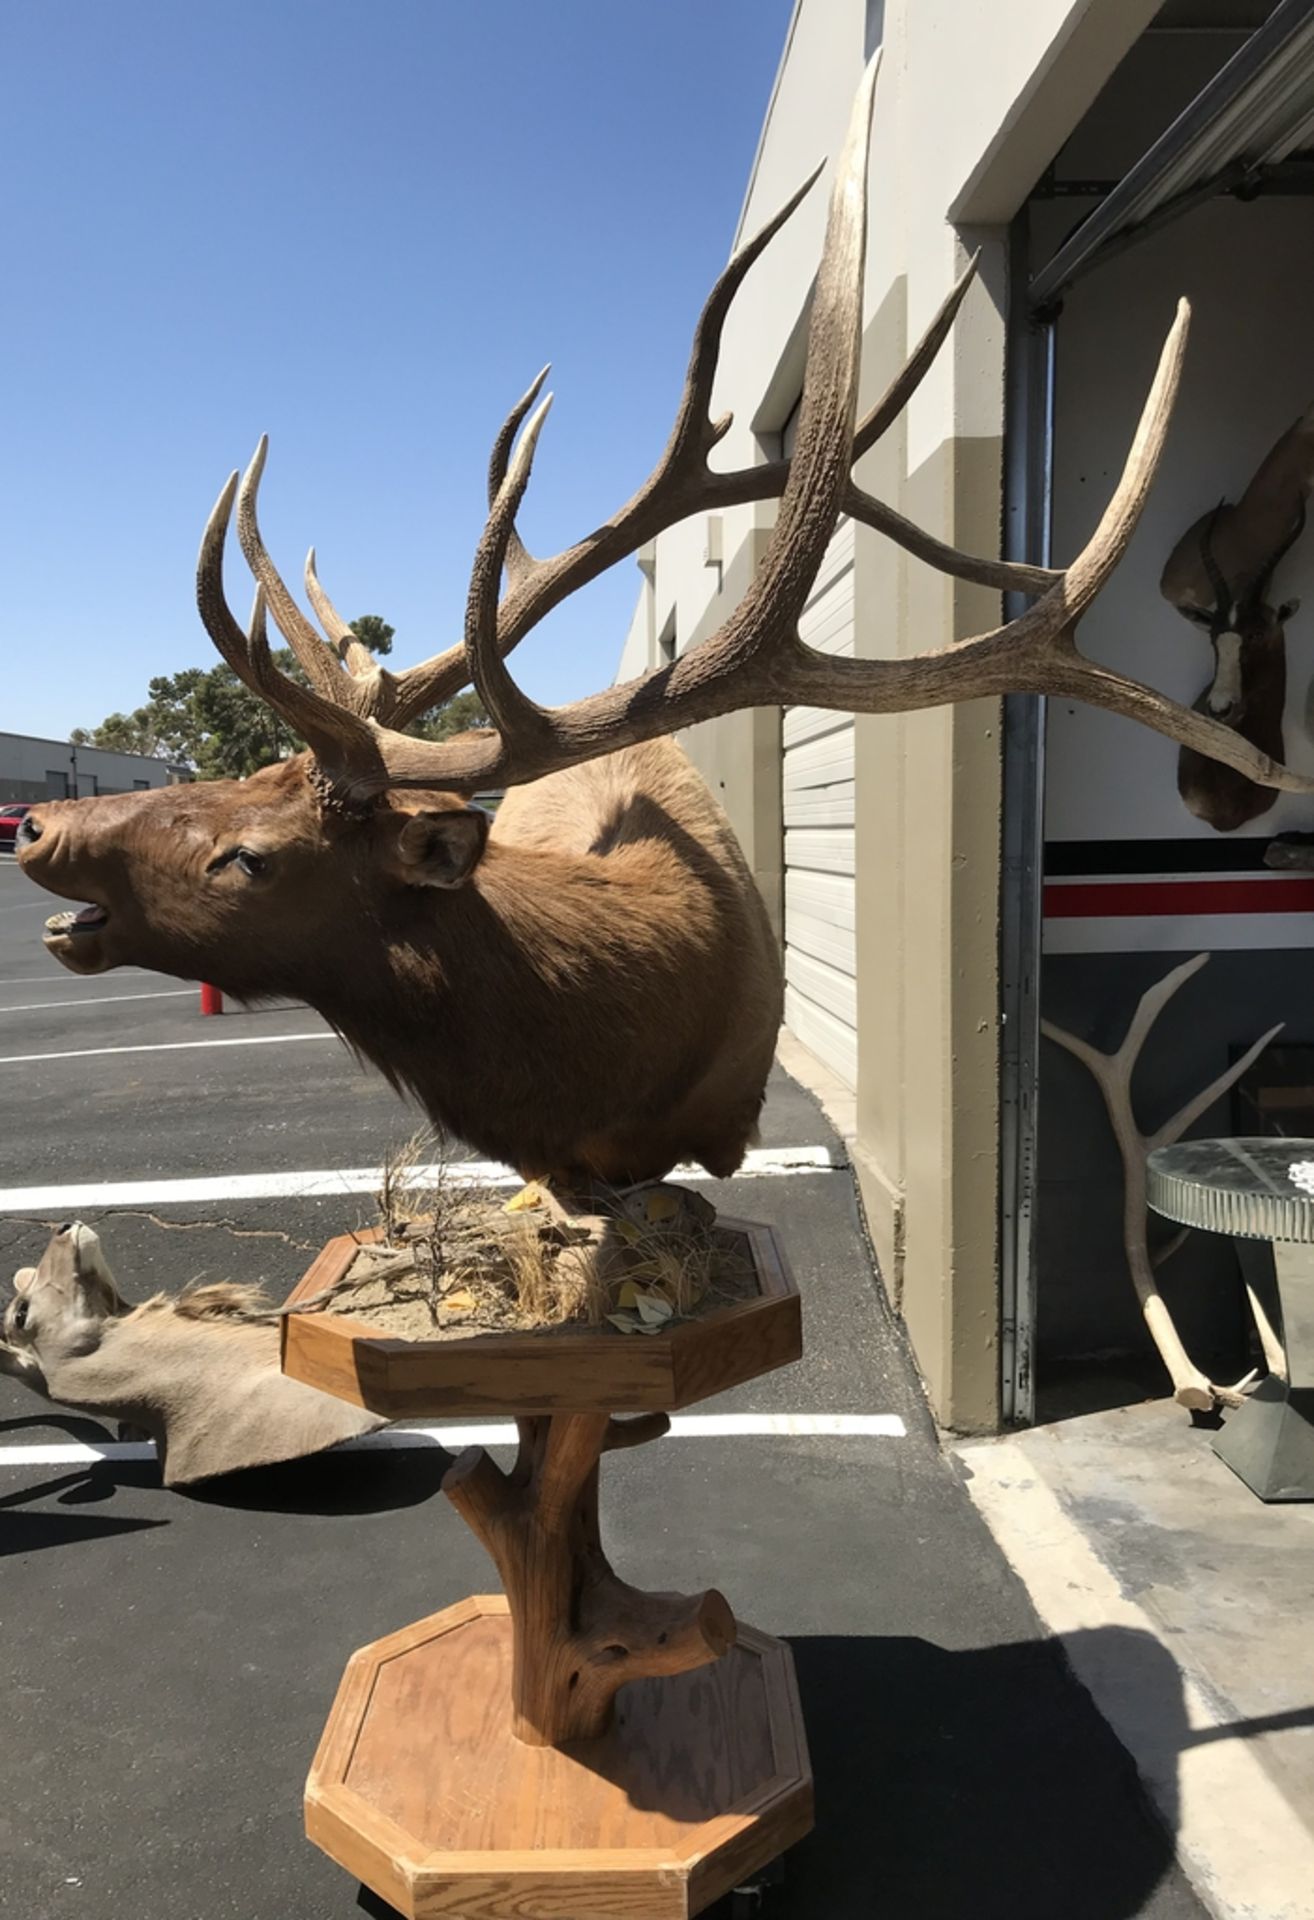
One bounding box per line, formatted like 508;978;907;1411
782;519;857;1086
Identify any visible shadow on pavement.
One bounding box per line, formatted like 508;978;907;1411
789;1628;1186;1920
184;1445;457;1516
0;1408;457;1520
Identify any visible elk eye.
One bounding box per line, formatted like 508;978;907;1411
234;848;266;878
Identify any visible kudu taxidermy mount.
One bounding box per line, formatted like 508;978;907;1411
17;58;1314;1184
1160;404;1314;832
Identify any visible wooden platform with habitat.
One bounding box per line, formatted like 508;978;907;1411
284;1191;812;1920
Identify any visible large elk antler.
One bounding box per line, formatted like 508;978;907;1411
195;54;1314;810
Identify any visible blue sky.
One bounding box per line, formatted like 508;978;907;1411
1;1;794;742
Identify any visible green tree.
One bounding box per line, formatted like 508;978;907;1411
72;618;487;780
191;654;308;779
409;688;489;742
348;614;394;656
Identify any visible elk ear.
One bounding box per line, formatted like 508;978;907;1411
384;806;490;889
12;1267;36;1296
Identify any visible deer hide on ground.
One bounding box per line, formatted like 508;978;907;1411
1;1224;383;1485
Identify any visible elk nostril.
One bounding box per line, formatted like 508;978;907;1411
16;815;41;848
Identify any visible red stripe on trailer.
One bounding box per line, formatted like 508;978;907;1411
1044;877;1314;918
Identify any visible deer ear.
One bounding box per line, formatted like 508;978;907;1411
385;807;490;889
13;1267;36;1295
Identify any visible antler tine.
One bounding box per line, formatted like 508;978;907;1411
841;480;1059;595
466;391;557;746
853;252;980;459
717;50;880;669
304;547;377;676
487;366;550;592
236;438;351;703
196;477;378;776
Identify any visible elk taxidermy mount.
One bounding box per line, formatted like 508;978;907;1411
16;60;1314;1185
1160;405;1314;832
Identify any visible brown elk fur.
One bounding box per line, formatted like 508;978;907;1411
1;1224;383;1485
19;740;783;1183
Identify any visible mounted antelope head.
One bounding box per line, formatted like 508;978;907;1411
1;1224;383;1484
16;59;1314;1183
1161;406;1314;831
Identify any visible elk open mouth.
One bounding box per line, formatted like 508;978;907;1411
42;903;112;973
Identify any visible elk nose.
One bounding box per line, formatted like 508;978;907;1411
16;813;42;849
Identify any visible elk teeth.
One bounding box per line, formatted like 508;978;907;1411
44;905;109;935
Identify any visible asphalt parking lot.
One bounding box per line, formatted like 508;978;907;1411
0;851;1209;1920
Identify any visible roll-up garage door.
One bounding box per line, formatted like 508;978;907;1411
782;516;857;1087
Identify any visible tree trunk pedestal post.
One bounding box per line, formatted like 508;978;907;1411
291;1218;813;1920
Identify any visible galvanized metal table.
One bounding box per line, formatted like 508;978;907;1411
1147;1137;1314;1502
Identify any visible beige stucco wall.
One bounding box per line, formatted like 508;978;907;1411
614;0;1162;1429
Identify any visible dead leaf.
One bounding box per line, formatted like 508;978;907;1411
504;1183;547;1214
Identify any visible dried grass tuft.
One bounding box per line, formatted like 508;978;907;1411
293;1133;753;1338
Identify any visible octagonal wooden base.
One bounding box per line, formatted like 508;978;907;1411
307;1595;813;1920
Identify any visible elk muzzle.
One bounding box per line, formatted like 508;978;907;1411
17;796;145;975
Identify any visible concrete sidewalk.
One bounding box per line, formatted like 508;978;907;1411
956;1403;1314;1920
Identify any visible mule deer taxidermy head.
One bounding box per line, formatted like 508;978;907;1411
1;1223;383;1484
1161;405;1314;831
18;57;1314;1182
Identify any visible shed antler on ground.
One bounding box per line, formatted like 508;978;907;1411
1043;953;1280;1412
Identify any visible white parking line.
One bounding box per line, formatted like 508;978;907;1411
0;1144;843;1212
0;972;153;987
0;1030;335;1068
0;1412;907;1467
0;988;196;1015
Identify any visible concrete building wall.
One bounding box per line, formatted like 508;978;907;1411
0;732;187;802
614;0;1162;1429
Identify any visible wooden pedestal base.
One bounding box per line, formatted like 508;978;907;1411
306;1595;813;1920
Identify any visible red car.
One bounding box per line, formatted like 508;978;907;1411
0;803;32;850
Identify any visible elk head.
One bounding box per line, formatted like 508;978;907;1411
20;749;489;994
16;55;1314;1173
1161;406;1314;831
